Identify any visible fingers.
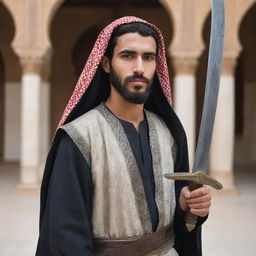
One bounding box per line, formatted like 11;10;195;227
188;200;211;217
188;201;211;209
181;186;192;199
190;186;210;198
190;208;209;217
180;185;212;217
179;187;191;211
187;193;211;204
188;187;211;217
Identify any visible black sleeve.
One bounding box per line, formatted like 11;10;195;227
36;132;95;256
173;180;208;256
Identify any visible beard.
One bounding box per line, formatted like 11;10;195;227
109;66;154;104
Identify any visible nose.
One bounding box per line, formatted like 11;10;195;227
133;57;144;75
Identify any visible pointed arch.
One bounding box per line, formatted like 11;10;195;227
237;0;256;34
46;0;65;35
0;1;16;31
158;0;178;56
0;1;16;45
158;0;174;39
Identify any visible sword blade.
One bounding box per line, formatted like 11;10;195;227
192;0;225;173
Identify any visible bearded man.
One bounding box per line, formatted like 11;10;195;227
36;16;211;256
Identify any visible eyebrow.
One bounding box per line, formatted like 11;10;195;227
118;50;156;56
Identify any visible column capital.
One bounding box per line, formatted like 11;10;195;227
20;56;43;75
172;57;199;75
222;57;237;75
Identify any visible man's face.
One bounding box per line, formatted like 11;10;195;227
108;32;157;104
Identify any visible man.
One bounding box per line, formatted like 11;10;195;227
36;16;211;256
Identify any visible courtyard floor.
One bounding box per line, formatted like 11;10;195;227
0;162;255;256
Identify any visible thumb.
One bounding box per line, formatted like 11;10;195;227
181;186;191;199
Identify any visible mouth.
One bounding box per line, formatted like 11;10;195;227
133;85;144;91
129;80;146;91
130;79;146;85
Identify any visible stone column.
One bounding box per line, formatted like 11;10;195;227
4;82;21;161
39;80;50;180
18;57;43;191
173;57;198;168
209;57;237;194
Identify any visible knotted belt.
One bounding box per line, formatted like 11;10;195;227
94;225;173;256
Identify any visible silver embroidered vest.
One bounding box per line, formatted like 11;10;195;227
62;103;178;256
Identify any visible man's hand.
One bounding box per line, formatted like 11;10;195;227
179;186;211;217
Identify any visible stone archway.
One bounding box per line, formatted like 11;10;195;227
0;2;21;162
49;0;173;135
235;4;256;170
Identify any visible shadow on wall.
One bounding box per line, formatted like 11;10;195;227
0;2;21;162
195;12;211;141
235;3;256;166
0;53;4;160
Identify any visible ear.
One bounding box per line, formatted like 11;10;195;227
101;56;110;73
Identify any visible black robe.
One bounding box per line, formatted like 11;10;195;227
36;67;206;256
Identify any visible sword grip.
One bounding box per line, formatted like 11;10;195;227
188;182;202;191
185;182;202;232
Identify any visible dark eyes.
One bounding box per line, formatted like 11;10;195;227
121;53;133;59
120;54;156;61
144;55;156;61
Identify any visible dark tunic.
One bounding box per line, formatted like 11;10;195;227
105;104;159;232
120;118;159;232
36;106;206;256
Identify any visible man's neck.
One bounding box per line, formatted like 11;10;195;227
105;92;144;131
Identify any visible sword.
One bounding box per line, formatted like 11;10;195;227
165;0;225;231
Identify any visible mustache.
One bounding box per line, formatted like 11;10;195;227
124;74;149;84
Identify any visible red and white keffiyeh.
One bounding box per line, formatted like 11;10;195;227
58;16;172;128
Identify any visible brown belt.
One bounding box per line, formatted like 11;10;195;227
94;225;173;256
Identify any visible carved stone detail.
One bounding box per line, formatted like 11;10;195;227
20;56;43;75
222;57;237;75
172;57;198;75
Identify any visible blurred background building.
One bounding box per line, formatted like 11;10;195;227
0;0;256;255
1;0;256;193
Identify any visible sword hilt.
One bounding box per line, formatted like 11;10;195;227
164;172;223;232
185;182;203;232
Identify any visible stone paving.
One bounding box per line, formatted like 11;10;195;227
0;161;255;256
202;165;256;255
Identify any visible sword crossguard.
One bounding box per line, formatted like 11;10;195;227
164;171;223;190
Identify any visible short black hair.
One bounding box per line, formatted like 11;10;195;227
105;22;159;60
